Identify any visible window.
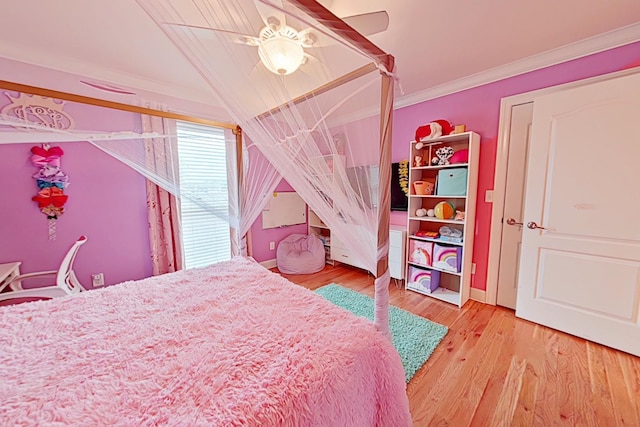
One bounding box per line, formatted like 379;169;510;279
176;121;232;269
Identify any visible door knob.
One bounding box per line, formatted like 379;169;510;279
506;218;523;226
526;221;547;230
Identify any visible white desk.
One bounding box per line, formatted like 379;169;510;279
0;262;21;293
331;226;407;280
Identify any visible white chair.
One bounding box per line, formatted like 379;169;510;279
0;236;88;304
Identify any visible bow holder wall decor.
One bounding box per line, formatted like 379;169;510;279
30;144;69;240
1;92;76;240
0;92;74;240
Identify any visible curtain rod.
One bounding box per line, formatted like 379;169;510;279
0;80;239;131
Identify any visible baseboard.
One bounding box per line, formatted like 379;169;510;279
470;287;486;303
260;259;277;269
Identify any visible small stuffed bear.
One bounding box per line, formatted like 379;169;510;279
435;146;454;165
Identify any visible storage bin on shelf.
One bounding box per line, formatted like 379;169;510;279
433;243;462;273
407;265;440;294
436;167;468;196
408;240;433;266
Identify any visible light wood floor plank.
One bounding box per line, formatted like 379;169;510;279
605;346;640;426
275;263;640;426
586;343;617;425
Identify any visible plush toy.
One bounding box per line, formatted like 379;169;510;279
416;208;427;217
450;149;469;164
414;155;424;167
435;146;454;165
415;119;454;143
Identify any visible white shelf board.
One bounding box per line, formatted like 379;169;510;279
408;235;464;246
408;216;465;225
411;132;474;146
410;194;466;198
406;284;460;305
408;262;462;276
411;163;468;171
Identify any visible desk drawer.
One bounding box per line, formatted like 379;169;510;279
389;260;404;280
389;248;403;263
389;229;404;248
331;246;366;271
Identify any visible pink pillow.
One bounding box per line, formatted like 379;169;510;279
450;149;469;164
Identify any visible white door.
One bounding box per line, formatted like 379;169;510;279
516;72;640;356
496;103;533;309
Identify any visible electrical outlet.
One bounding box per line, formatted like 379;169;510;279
92;273;105;287
269;241;275;250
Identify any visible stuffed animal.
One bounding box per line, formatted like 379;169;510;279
435;146;454;165
415;119;454;143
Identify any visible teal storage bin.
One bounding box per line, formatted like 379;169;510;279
436;167;468;196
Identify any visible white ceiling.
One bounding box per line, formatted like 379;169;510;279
1;0;639;122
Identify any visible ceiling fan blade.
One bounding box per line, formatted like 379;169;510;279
161;22;260;46
342;11;389;36
254;0;287;31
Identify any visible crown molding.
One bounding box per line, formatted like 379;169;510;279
395;22;640;109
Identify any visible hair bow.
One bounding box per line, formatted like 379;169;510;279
40;205;65;220
32;165;69;185
30;146;64;168
32;187;68;208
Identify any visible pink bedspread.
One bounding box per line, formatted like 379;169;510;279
0;257;410;426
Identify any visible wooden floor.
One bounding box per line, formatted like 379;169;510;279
276;263;640;427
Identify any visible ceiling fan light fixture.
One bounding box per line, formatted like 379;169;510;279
258;36;304;75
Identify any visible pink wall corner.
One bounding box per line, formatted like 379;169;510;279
250;179;308;262
393;41;640;291
0;95;152;288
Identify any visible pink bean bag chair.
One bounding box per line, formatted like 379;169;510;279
277;234;326;274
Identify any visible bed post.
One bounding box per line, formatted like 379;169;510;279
374;56;395;336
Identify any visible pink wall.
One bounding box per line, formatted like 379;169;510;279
0;95;152;288
250;179;308;262
392;41;640;290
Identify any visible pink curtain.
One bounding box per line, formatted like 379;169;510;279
142;111;183;275
146;181;182;275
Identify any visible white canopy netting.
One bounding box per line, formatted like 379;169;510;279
0;0;396;335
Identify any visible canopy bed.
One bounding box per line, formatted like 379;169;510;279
0;0;407;424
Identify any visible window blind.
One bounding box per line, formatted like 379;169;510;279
177;121;231;269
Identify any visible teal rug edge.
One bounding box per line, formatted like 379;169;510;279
315;283;448;383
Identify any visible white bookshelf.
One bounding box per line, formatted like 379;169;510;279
405;131;480;307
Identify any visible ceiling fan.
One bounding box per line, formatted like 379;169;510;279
164;0;389;76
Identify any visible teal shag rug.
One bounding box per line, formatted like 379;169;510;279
315;284;448;383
